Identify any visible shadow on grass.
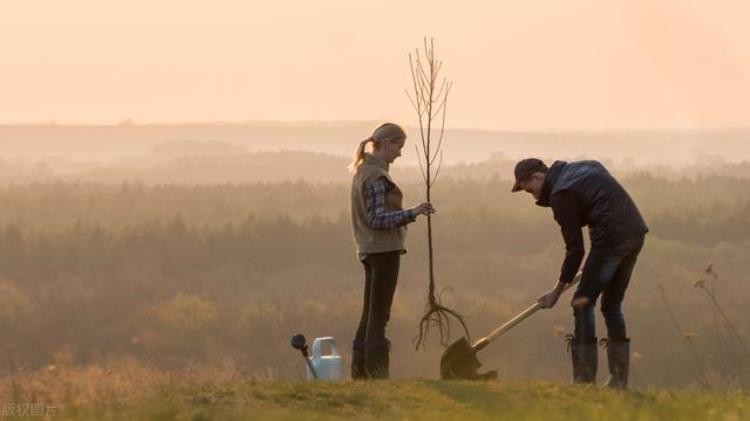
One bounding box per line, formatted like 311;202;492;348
422;380;515;414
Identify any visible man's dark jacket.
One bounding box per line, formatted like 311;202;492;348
536;160;648;283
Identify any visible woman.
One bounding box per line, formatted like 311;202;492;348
349;123;434;380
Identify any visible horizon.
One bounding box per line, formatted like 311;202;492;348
2;120;750;133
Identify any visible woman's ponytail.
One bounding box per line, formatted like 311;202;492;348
348;137;372;174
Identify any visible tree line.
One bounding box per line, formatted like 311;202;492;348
0;173;747;386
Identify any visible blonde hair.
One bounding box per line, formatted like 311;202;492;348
348;123;407;173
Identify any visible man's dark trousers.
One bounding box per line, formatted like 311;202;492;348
572;235;645;343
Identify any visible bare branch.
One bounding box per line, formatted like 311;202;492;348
429;85;451;163
408;53;428;152
405;90;420;114
435;82;451;158
415;144;428;185
415;60;431;103
433;78;448;106
408;54;424;113
431;97;448;121
430;151;444;187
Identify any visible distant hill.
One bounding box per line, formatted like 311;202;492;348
1;122;748;166
2;147;750;185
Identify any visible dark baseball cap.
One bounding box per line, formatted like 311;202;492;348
511;158;548;192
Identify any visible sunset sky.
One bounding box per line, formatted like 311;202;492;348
1;0;749;130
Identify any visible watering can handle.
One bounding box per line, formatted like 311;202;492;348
473;272;582;351
311;337;338;359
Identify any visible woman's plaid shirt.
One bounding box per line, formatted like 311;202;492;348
366;177;417;229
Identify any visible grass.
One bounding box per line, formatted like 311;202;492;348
0;363;747;420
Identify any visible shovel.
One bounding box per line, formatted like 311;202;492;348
440;272;582;380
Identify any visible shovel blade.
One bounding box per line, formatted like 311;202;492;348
440;337;497;380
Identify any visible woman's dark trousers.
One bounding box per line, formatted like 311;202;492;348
570;236;644;388
352;251;400;380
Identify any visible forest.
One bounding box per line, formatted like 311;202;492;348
0;152;748;389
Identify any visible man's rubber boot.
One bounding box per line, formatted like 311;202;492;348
364;348;389;380
351;349;367;380
567;335;598;384
602;338;630;390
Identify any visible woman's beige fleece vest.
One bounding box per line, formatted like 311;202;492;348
350;155;408;255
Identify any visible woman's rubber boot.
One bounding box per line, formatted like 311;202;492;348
351;349;368;380
602;338;630;390
364;348;389;380
567;334;597;384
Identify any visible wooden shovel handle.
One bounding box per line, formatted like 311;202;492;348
472;272;582;351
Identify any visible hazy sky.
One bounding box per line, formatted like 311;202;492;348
1;0;749;130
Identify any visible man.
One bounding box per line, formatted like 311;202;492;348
512;158;648;389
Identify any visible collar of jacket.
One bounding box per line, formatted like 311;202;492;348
363;153;390;171
535;160;567;207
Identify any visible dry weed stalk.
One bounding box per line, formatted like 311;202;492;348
694;264;748;386
704;264;729;372
658;284;711;389
694;265;748;355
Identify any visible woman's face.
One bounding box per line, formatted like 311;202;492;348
380;138;405;163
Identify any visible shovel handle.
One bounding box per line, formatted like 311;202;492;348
473;272;582;351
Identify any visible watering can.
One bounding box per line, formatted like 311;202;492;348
291;334;343;380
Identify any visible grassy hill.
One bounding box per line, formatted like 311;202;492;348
180;381;748;421
3;364;746;420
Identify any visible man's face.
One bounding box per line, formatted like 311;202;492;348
519;173;545;200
